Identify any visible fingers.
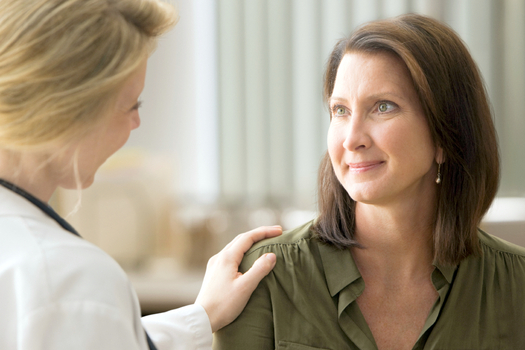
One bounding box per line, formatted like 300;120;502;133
195;227;282;333
227;226;282;256
238;253;277;294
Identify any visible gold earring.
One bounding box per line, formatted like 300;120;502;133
436;163;442;184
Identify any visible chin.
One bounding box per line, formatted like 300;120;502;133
80;178;95;189
345;187;385;205
343;182;370;199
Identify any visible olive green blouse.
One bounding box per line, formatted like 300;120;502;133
214;221;525;350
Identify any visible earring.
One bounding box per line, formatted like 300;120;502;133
436;163;442;184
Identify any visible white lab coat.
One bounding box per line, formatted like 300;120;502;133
0;185;212;350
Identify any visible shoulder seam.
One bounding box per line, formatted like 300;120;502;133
479;239;525;258
245;236;314;257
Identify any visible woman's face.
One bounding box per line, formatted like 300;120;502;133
58;58;147;189
327;51;440;206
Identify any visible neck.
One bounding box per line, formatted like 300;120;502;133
0;150;59;203
352;193;437;282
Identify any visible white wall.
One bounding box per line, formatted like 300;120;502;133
124;0;220;204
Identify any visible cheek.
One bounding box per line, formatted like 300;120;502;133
327;124;347;184
327;123;344;159
107;118;133;149
378;117;421;149
381;121;435;170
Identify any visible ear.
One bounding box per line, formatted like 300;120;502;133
435;146;445;164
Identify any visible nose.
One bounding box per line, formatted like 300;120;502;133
131;113;141;130
342;115;370;151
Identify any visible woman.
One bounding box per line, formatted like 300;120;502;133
214;13;525;350
0;0;281;349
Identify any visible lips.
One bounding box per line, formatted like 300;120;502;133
347;161;384;173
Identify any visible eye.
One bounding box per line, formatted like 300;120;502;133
377;101;395;113
332;105;347;117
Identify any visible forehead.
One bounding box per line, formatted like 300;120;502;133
115;59;148;107
331;51;416;99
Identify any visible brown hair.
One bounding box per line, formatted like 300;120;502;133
314;13;500;266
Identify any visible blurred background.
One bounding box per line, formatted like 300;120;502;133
55;0;525;314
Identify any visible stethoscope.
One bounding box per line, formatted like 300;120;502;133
0;179;158;350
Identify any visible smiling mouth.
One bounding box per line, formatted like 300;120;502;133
347;161;384;173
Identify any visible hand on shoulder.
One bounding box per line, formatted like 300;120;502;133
195;225;282;332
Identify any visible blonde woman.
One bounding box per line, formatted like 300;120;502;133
0;1;281;349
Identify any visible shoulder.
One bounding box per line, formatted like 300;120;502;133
42;232;132;306
0;212;135;317
246;220;317;255
0;190;142;346
457;229;525;282
477;228;525;257
240;220;319;272
434;229;525;345
0;210;124;277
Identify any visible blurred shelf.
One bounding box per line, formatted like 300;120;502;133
127;268;205;315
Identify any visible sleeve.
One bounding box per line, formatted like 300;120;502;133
213;247;276;350
19;301;147;350
142;304;213;350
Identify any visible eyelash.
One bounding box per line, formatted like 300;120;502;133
330;101;398;117
377;101;397;113
132;100;143;111
331;105;347;117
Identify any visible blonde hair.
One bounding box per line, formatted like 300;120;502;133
0;0;177;151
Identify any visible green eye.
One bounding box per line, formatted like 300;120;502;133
378;102;389;112
335;107;345;115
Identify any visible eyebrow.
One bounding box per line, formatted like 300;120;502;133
329;91;410;104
